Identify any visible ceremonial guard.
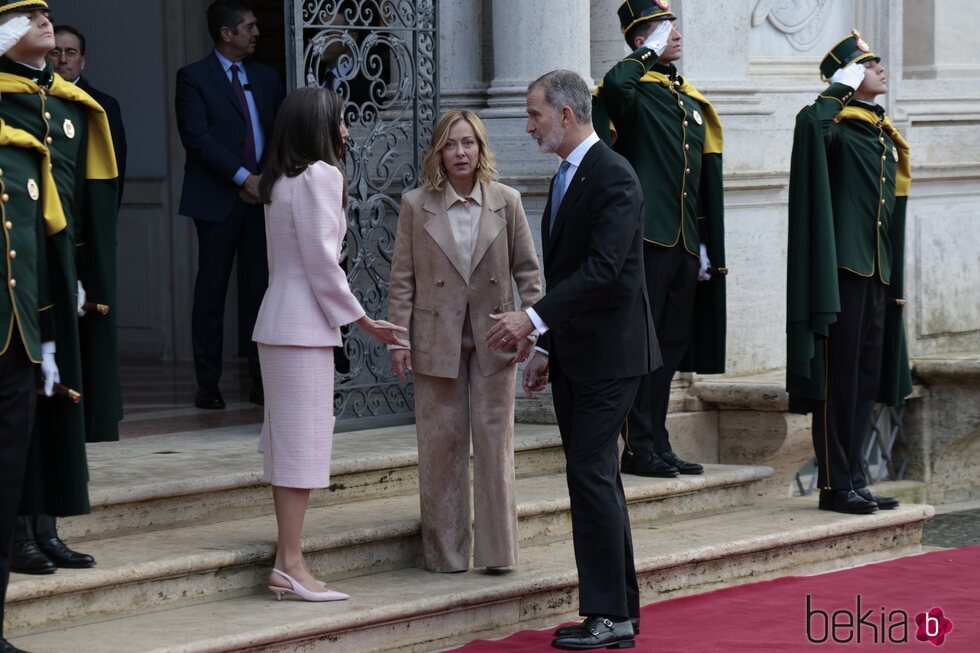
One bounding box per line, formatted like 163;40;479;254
593;0;726;478
0;0;119;573
786;31;912;515
1;16;71;653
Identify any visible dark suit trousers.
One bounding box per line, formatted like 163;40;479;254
812;271;886;490
552;361;641;619
192;199;268;384
0;346;37;636
623;243;697;456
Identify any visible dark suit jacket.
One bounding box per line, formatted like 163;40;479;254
77;76;127;205
175;52;284;222
534;139;660;383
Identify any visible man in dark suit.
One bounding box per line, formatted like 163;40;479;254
175;0;284;409
487;69;660;650
48;24;127;205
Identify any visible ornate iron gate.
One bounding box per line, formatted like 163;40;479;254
286;0;438;426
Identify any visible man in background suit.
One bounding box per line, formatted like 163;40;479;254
48;24;127;205
175;0;284;409
488;70;660;650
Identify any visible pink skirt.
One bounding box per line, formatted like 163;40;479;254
257;344;336;488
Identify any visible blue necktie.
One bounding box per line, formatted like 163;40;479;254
549;160;571;235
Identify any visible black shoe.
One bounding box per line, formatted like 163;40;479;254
659;451;704;475
483;566;512;575
0;637;31;653
552;616;635;650
36;537;96;569
855;487;899;510
195;383;225;410
818;489;878;515
10;540;56;575
555;617;640;638
249;378;264;405
621;451;678;478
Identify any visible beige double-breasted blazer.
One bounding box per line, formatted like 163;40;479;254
387;181;543;378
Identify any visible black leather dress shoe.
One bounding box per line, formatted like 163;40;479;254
621;451;678;478
37;537;96;569
818;489;878;514
554;617;640;638
855;487;899;510
10;540;56;575
552;616;635;650
195;383;225;410
0;637;31;653
659;451;704;475
249;378;264;405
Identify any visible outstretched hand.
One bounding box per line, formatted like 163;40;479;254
358;317;409;348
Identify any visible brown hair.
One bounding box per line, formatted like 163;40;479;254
259;86;348;206
421;110;497;192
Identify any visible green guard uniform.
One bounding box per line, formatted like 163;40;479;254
786;32;912;509
0;55;120;516
593;0;726;476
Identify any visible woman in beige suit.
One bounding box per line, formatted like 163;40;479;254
253;87;406;601
388;110;542;573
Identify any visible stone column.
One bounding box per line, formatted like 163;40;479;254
439;0;487;109
855;0;903;119
487;0;591;111
591;0;625;83
676;0;751;83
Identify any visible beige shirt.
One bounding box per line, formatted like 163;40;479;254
444;182;482;280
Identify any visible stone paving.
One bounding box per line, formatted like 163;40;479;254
922;508;980;548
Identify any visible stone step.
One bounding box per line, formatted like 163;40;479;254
62;411;717;543
7;465;769;634
12;499;933;653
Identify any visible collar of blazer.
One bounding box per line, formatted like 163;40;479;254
422;181;508;281
545;139;604;257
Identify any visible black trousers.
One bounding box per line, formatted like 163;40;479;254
0;346;38;637
192;199;268;384
812;271;886;490
552;361;641;619
622;243;698;456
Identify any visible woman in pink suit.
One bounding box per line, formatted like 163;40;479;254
253;87;406;602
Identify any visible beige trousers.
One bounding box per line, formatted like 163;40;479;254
412;317;518;572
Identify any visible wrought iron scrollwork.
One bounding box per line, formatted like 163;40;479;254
289;0;438;424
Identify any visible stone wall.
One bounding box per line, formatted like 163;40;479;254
439;0;980;376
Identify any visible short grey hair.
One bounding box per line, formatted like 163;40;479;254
528;70;592;125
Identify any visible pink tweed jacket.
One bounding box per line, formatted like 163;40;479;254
253;161;365;347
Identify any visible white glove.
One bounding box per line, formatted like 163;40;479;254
698;243;712;281
830;62;866;90
0;15;30;57
642;20;674;57
77;280;87;316
41;341;59;397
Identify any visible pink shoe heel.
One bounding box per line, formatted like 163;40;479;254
268;568;349;602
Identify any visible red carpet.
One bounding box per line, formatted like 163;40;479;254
453;546;980;652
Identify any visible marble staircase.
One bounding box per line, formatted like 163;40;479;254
7;407;933;653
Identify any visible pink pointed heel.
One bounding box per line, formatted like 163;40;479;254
268;568;349;602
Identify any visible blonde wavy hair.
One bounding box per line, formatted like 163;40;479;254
422;110;498;192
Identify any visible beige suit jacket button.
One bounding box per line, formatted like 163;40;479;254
435;280;444;287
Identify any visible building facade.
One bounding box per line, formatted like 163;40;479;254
47;1;980;422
